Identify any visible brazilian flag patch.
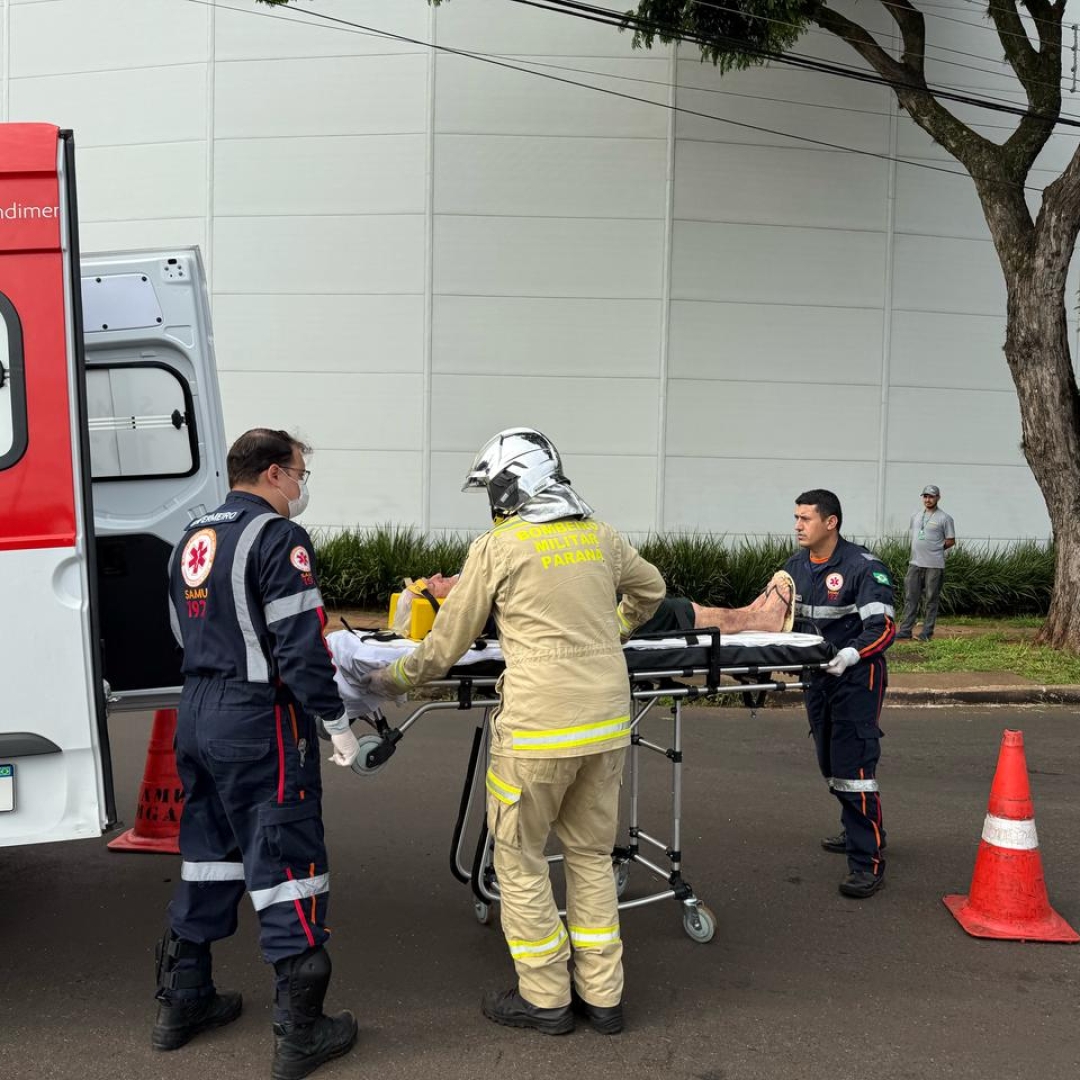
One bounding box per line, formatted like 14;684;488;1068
873;571;891;585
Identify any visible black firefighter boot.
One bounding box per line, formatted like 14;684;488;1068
271;946;358;1080
152;931;243;1050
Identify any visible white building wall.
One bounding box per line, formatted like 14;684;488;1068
5;0;1076;543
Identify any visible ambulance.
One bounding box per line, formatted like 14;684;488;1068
0;124;228;847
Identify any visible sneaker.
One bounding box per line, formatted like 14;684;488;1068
571;987;623;1035
895;631;912;640
482;987;574;1035
821;831;887;855
839;870;885;899
152;990;243;1051
917;633;933;641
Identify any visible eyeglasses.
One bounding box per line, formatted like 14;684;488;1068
281;466;311;484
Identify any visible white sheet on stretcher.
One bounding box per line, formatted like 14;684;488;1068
327;628;825;720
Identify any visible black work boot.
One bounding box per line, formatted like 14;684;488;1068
481;987;574;1035
839;869;885;899
152;931;242;1051
272;947;358;1080
571;986;623;1034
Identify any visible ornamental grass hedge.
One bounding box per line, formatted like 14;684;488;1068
314;526;1054;619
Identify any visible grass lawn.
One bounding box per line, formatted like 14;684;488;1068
891;618;1080;683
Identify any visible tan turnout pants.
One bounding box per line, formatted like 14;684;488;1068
486;747;626;1009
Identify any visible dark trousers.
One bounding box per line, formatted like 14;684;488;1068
168;678;330;973
899;565;944;638
804;658;887;875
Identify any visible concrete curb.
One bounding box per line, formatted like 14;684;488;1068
884;685;1080;707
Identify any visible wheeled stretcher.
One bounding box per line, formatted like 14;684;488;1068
327;627;835;943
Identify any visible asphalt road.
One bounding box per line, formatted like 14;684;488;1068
2;704;1078;1080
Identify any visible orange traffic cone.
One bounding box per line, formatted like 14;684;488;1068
943;729;1078;942
107;708;184;854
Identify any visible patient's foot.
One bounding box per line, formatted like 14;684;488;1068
694;571;794;634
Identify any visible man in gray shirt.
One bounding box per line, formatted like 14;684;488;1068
896;484;956;641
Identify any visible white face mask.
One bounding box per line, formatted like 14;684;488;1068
286;476;309;520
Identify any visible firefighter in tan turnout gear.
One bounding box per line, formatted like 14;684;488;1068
367;428;665;1035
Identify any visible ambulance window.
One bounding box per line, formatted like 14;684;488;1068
86;363;198;480
0;292;28;471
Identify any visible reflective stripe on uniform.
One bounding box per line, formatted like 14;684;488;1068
233;513;277;683
858;601;896;620
181;860;246;882
829;777;879;793
512;715;631;752
795;604;859;620
982;813;1039;850
506;923;568;959
167;541;184;647
264;588;325;625
389;656;412;688
615;603;632;636
486;768;521;805
250;873;330;912
569;923;620;948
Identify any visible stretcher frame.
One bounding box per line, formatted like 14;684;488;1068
352;630;832;943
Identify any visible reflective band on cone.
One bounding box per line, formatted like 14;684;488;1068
107;709;184;855
943;729;1078;943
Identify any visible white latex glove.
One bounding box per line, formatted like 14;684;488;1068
329;728;360;767
366;665;403;700
825;646;860;677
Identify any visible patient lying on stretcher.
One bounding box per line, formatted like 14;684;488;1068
419;569;795;636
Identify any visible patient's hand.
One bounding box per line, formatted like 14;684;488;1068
426;573;460;598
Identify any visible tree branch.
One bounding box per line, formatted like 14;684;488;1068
814;5;999;174
880;0;926;75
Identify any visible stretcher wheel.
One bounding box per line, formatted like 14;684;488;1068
613;860;630;899
474;899;493;925
682;903;716;944
349;734;389;776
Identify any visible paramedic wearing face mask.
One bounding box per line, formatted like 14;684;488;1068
156;428;358;1080
368;428;666;1036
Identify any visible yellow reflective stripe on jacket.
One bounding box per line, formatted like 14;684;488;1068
506;923;568;958
485;768;522;805
615;602;632;636
511;715;631;752
569;923;621;948
388;656;413;688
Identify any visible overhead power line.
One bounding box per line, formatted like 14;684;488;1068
177;0;1075;192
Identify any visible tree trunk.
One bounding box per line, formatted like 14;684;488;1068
1001;263;1080;651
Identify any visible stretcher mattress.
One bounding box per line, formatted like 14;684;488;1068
326;628;833;718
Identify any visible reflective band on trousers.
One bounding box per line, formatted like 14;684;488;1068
512;715;631;751
829;777;879;792
507;924;568;958
250;873;330;912
181;860;246;882
569;924;620;948
486;768;522;805
795;604;858;620
982;813;1039;850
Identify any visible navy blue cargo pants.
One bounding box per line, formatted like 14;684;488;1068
167;677;330;969
804;656;887;876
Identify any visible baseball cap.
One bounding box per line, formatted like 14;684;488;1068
922;485;940;497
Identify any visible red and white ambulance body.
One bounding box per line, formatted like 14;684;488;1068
0;124;227;846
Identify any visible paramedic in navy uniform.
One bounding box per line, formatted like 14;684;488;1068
155;428;359;1080
784;489;896;899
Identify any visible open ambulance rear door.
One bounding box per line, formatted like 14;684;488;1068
0;124;227;847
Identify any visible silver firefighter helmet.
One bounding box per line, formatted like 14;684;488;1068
462;427;568;516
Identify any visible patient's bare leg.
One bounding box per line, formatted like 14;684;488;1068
692;571;795;633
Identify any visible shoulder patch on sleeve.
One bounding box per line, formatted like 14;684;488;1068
872;570;892;586
289;545;312;573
